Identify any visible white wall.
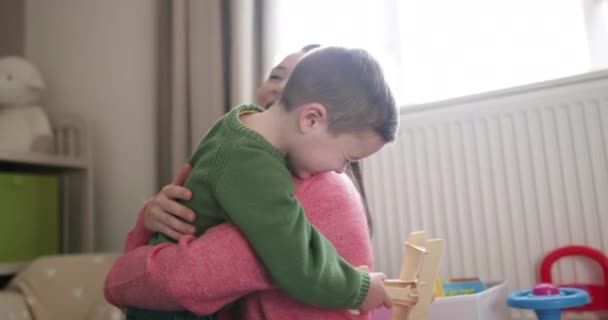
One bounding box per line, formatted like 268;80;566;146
25;0;158;251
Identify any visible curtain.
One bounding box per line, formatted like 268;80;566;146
156;0;266;188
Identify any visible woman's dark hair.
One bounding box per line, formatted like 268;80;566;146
345;162;373;238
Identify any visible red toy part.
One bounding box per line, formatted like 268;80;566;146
540;245;608;311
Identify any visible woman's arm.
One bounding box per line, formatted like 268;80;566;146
105;222;273;315
106;163;275;315
105;167;382;317
123;203;153;252
123;164;196;252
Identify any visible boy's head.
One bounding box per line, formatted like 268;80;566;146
279;47;399;178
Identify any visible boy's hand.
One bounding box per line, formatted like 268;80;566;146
358;272;393;314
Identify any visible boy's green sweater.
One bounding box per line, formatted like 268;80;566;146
149;104;370;309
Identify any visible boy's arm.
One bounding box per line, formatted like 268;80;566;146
214;151;370;309
104;223;274;315
104;171;374;317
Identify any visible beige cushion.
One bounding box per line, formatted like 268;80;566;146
7;253;124;320
0;290;32;320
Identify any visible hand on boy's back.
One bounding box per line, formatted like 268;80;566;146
358;272;393;314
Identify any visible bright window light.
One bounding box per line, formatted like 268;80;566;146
603;0;608;32
269;0;592;105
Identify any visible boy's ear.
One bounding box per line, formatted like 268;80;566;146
298;103;328;133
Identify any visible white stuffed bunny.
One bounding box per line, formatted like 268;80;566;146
0;56;55;153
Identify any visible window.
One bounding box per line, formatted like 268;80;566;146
583;0;608;69
267;0;607;105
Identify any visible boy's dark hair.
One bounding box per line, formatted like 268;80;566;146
280;47;399;142
297;45;378;238
301;44;321;52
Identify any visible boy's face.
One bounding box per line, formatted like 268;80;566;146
289;126;385;179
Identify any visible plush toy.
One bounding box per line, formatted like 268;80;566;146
0;56;55;153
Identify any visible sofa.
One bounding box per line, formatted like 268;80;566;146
0;253;122;320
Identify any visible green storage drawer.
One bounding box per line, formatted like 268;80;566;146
0;172;60;263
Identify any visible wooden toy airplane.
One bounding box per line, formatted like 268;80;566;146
383;231;446;320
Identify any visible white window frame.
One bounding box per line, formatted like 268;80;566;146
582;0;608;70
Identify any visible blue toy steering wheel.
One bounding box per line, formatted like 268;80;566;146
508;284;589;320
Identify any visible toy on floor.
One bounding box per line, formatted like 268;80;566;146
440;277;486;296
540;245;608;312
382;230;446;320
508;283;590;320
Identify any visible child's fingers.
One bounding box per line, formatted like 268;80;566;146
384;296;393;308
372;272;387;281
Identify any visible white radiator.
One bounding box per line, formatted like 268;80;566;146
363;70;608;296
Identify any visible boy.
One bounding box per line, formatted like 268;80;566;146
127;47;399;319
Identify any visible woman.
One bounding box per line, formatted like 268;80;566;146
104;45;380;319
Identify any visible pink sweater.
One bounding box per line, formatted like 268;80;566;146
104;172;373;320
